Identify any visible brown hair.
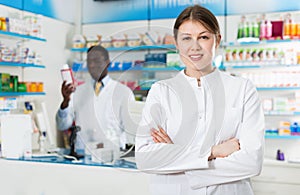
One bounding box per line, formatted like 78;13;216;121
173;5;220;41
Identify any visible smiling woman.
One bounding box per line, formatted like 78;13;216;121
173;5;221;81
135;4;265;195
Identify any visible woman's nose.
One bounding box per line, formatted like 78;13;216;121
190;39;201;51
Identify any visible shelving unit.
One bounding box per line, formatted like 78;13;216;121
0;62;45;68
75;66;184;73
71;44;176;52
0;30;46;97
264;111;300;116
224;37;300;162
0;30;46;42
225;64;300;69
71;44;180;98
265;135;300;139
257;87;300;91
224;39;299;47
0;92;46;96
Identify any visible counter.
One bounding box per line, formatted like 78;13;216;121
0;155;151;195
252;158;300;195
1;155;300;195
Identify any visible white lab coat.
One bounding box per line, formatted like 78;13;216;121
56;76;134;150
135;69;265;195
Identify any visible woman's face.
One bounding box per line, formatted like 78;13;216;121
176;20;220;74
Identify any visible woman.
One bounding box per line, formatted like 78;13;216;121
135;5;265;195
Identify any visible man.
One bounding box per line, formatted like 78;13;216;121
56;45;134;154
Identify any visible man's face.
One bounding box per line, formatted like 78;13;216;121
87;50;108;81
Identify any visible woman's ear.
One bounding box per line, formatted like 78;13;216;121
216;34;221;48
174;39;179;53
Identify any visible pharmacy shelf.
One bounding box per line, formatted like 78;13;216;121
264;111;300;116
257;87;300;91
225;39;298;46
142;66;183;71
0;30;46;42
71;44;176;52
136;87;300;93
0;92;46;97
225;64;300;69
0;62;45;68
110;66;184;72
75;66;184;72
265;135;300;139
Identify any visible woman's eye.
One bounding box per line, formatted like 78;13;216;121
199;36;209;40
182;37;191;41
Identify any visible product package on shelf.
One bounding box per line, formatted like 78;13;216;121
236;13;300;43
0;42;42;65
0;14;43;38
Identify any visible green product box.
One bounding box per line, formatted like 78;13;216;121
10;75;18;92
0;73;11;92
17;82;27;92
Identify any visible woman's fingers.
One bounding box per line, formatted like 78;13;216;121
151;127;173;144
151;129;165;143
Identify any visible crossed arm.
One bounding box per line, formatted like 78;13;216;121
151;126;240;161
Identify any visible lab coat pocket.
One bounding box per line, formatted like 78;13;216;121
217;107;242;142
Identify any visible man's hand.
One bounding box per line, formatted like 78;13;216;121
60;81;76;109
151;126;173;144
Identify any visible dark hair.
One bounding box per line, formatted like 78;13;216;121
173;5;220;41
87;45;109;61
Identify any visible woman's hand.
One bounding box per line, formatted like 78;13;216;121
209;138;240;160
151;126;173;144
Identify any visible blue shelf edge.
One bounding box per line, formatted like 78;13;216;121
0;30;46;42
75;66;184;73
257;87;300;91
142;66;184;71
265;135;300;139
71;44;176;52
0;62;45;68
225;64;300;69
264;111;300;116
228;65;261;69
0;92;46;96
226;39;298;46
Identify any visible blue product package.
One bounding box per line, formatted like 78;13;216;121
122;61;132;70
109;61;121;71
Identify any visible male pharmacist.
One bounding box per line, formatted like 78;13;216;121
56;45;134;154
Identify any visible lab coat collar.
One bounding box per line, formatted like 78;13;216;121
90;74;110;88
99;74;110;87
180;68;219;87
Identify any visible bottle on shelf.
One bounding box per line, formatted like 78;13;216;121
290;19;297;37
284;13;291;37
260;20;266;40
266;20;273;39
237;15;246;39
253;20;260;38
